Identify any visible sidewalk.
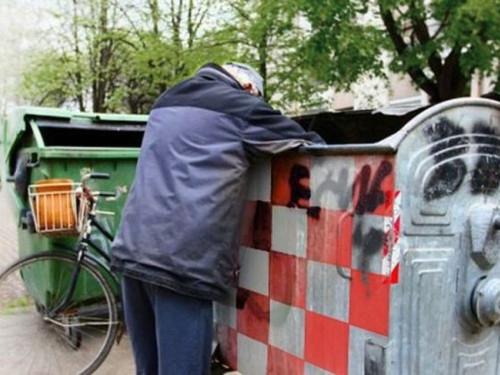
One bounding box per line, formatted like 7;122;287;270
0;188;17;270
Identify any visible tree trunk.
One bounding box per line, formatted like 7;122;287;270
72;0;85;111
92;0;110;113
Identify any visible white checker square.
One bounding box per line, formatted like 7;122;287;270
214;287;237;329
271;206;307;258
269;300;305;358
306;261;350;322
305;362;334;375
246;161;271;201
237;334;268;375
239;247;269;296
310;156;355;210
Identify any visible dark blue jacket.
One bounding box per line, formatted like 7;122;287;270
111;64;324;300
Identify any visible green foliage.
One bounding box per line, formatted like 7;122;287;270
22;52;85;108
20;0;326;113
20;0;500;111
299;0;500;102
220;0;327;111
298;0;387;86
445;0;500;73
21;0;237;113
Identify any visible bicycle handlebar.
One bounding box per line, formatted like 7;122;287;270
82;173;110;182
78;172;125;202
96;191;116;198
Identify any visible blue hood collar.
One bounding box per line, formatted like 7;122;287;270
196;64;244;92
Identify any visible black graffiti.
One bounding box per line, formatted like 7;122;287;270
314;168;351;210
236;288;249;309
354;161;393;215
353;221;385;277
423;162;467;201
471;122;500;195
423;117;469;201
287;163;322;218
305;206;321;219
235;288;268;319
423;117;500;200
350;161;392;282
287;164;310;208
304;167;353;219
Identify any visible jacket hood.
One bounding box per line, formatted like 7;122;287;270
196;63;245;92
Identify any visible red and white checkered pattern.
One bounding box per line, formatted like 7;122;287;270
215;154;397;375
382;190;401;284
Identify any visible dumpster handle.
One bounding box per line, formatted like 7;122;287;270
26;152;40;168
493;216;500;230
336;210;354;280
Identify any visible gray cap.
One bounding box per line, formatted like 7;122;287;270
225;62;264;97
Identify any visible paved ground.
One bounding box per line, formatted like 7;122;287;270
0;188;17;270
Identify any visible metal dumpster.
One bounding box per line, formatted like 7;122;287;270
1;107;147;301
214;98;500;375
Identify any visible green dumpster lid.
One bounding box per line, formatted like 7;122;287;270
3;106;149;157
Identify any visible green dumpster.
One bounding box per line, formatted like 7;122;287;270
1;106;148;302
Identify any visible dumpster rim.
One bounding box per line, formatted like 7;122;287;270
301;98;500;155
378;98;500;149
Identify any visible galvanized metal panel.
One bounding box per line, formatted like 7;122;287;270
395;248;456;375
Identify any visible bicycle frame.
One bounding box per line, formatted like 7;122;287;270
49;189;117;317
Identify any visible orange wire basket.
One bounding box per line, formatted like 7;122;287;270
28;179;82;236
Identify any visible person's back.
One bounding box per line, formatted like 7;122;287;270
112;63;323;300
111;62;324;375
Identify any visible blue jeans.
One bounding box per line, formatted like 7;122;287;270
121;276;213;375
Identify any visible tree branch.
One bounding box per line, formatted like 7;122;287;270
431;10;450;39
228;3;251;22
379;4;438;100
409;0;442;78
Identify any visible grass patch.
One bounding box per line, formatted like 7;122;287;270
1;296;34;315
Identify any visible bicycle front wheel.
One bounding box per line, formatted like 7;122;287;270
0;251;119;375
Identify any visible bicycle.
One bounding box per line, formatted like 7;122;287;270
0;173;122;375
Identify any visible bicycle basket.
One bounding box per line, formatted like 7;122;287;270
28;179;81;235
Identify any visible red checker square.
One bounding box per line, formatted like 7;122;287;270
270;251;306;308
305;311;349;375
353;157;395;217
307;208;352;268
236;288;270;344
268;345;304;375
216;325;237;370
349;269;390;336
272;153;311;208
240;201;272;251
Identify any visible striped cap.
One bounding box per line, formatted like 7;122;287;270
225;62;264;97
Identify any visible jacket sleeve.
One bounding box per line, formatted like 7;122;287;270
242;99;325;159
